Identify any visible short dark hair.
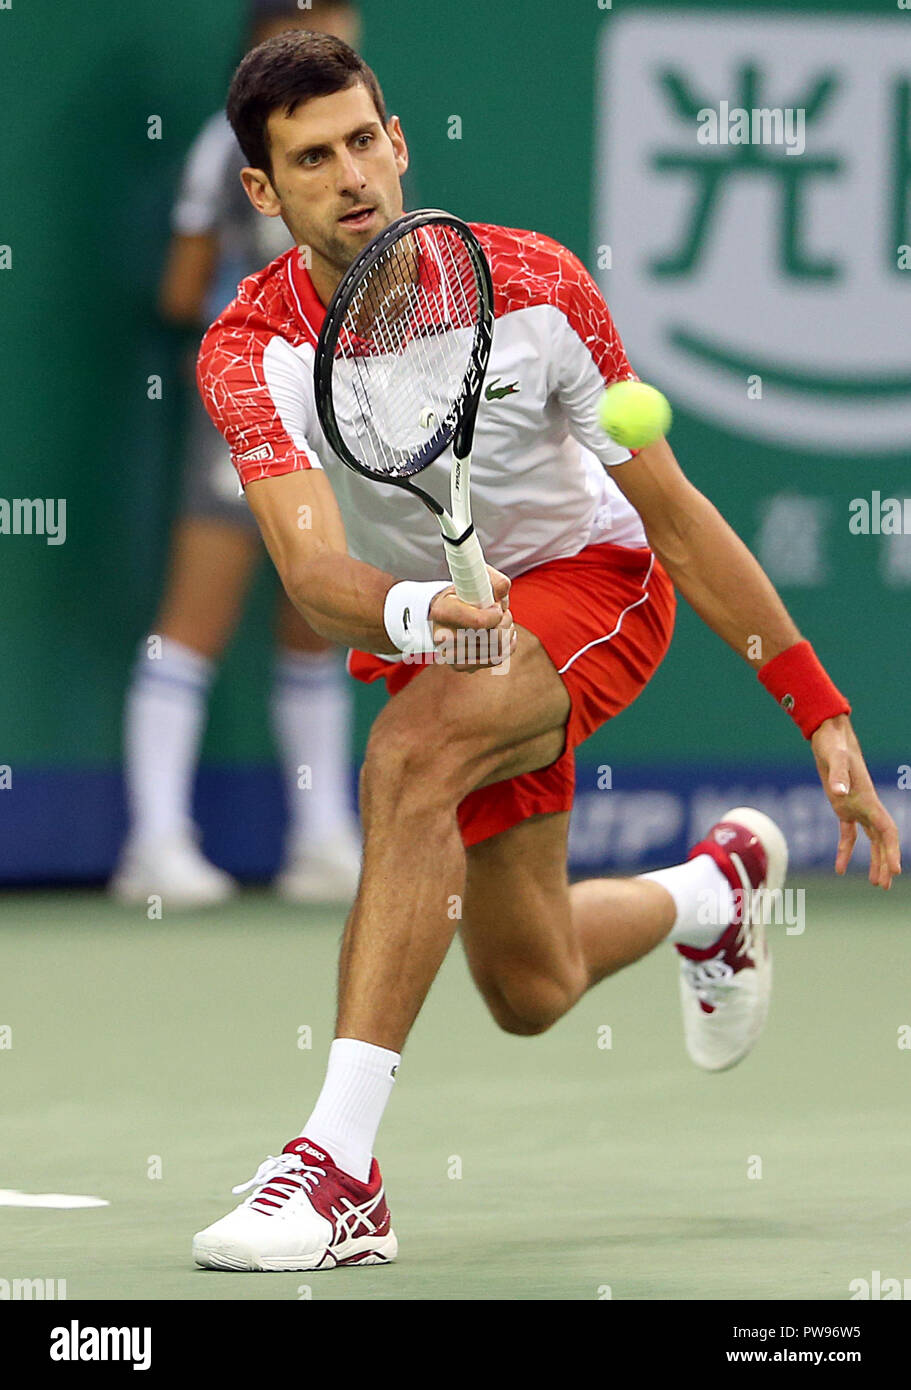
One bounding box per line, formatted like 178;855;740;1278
227;29;387;176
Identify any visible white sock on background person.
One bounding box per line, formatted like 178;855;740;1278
123;636;214;845
302;1038;400;1183
272;647;357;850
638;854;735;949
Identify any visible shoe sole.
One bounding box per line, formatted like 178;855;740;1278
193;1230;398;1271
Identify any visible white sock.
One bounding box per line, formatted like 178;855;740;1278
302;1038;400;1183
272;648;357;849
638;854;735;949
123;636;214;845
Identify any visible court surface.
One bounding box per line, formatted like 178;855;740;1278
2;875;908;1301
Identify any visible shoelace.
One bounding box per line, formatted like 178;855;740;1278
681;955;737;1008
681;919;757;1009
232;1154;327;1214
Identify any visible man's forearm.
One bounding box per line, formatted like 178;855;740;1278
650;493;801;667
286;552;399;653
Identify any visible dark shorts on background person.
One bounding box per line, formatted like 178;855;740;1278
181;389;261;533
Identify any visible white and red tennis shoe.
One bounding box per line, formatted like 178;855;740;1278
192;1136;397;1271
677;806;788;1072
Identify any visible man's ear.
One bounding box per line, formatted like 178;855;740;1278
240;166;284;218
386;115;409;178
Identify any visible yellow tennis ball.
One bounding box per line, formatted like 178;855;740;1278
597;380;672;449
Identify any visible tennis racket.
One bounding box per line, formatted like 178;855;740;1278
313;208;496;610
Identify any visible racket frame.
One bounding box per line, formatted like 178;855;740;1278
314;209;496;609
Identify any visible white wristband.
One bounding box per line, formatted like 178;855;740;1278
383;579;452;655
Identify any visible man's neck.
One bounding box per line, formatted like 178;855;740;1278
307;256;345;309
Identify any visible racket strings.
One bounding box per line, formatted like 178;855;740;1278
332;226;480;477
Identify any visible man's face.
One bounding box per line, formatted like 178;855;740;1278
242;83;408;295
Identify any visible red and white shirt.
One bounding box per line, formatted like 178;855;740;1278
197;222;647;582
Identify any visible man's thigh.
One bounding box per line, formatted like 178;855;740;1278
364;624;572;797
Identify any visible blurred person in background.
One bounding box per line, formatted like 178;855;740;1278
110;0;364;908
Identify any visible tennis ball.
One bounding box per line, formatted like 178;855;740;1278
597;380;672;450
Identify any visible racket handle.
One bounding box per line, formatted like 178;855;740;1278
443;529;496;609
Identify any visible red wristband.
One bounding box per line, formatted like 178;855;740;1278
757;640;851;739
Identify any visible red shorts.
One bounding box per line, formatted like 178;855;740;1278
348;542;676;847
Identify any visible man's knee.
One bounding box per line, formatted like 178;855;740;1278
360;715;467;814
474;968;573;1037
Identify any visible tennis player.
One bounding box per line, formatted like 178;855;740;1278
191;30;901;1271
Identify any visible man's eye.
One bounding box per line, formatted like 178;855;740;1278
356;134;372;147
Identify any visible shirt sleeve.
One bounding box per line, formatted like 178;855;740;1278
197;322;325;487
171;113;237;237
550;247;639;468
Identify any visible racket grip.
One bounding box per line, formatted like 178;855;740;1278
443;529;496;609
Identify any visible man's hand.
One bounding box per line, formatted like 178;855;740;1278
429;567;516;671
810;714;902;888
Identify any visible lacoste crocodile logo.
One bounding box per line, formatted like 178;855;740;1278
484;378;520;401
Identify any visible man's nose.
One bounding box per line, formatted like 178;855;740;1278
336;149;367;195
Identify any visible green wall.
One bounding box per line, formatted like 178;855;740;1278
1;0;905;774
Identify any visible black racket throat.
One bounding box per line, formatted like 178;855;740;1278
393;470;476;547
398;471;444;517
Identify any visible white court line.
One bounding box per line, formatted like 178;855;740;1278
0;1190;109;1209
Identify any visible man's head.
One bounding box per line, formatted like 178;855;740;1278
227;28;408;299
